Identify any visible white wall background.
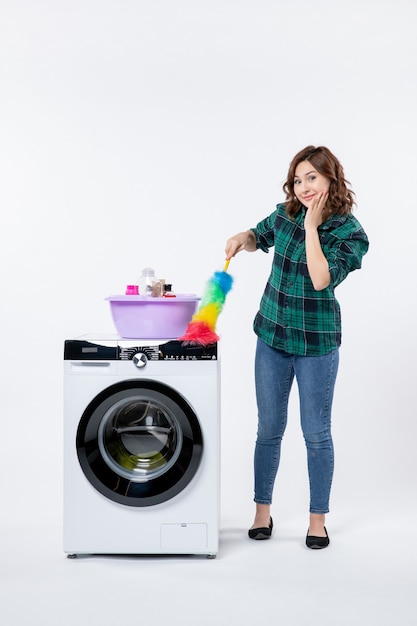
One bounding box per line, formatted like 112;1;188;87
1;0;416;532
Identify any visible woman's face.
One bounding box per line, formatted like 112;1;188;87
293;160;330;208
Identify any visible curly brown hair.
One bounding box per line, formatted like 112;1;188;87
283;145;355;219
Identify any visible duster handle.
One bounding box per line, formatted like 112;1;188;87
223;259;230;272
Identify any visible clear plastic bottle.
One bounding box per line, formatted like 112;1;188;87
138;268;162;297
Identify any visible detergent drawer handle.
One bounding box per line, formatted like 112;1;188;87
69;361;111;369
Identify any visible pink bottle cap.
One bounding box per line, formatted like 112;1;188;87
125;285;139;295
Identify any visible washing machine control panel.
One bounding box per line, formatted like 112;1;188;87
64;339;217;361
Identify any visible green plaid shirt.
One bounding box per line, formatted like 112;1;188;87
252;203;369;356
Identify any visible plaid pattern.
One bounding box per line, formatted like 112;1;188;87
252;203;369;356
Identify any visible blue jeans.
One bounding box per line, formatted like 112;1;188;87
254;338;339;514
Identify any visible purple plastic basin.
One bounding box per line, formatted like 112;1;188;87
107;294;200;339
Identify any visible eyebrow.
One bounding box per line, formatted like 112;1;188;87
294;170;317;178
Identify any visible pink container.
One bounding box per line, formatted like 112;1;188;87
107;294;200;339
125;285;139;295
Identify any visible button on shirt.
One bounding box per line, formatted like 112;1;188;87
252;203;369;356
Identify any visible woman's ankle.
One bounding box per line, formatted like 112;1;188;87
252;504;271;528
308;513;326;536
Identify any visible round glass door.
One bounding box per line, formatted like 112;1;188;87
76;379;203;506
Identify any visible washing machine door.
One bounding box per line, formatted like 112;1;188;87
76;379;203;506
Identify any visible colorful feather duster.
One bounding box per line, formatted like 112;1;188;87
179;260;233;345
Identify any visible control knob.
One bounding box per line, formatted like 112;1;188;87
132;352;147;368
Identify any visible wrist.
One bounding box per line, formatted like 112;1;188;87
304;225;319;234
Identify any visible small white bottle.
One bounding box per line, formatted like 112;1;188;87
138;268;162;297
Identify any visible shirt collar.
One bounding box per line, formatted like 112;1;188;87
319;213;348;230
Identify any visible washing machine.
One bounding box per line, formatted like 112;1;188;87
63;334;220;558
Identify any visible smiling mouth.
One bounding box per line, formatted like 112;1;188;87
302;195;315;201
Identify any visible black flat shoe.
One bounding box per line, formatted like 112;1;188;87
248;517;273;540
306;526;330;549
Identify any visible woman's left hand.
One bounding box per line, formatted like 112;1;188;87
304;191;329;230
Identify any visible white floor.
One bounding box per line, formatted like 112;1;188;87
2;503;416;626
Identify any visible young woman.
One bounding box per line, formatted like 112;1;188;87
225;146;369;549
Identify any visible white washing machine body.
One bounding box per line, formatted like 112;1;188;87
64;335;220;558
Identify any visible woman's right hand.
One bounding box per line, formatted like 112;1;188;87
225;230;256;260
